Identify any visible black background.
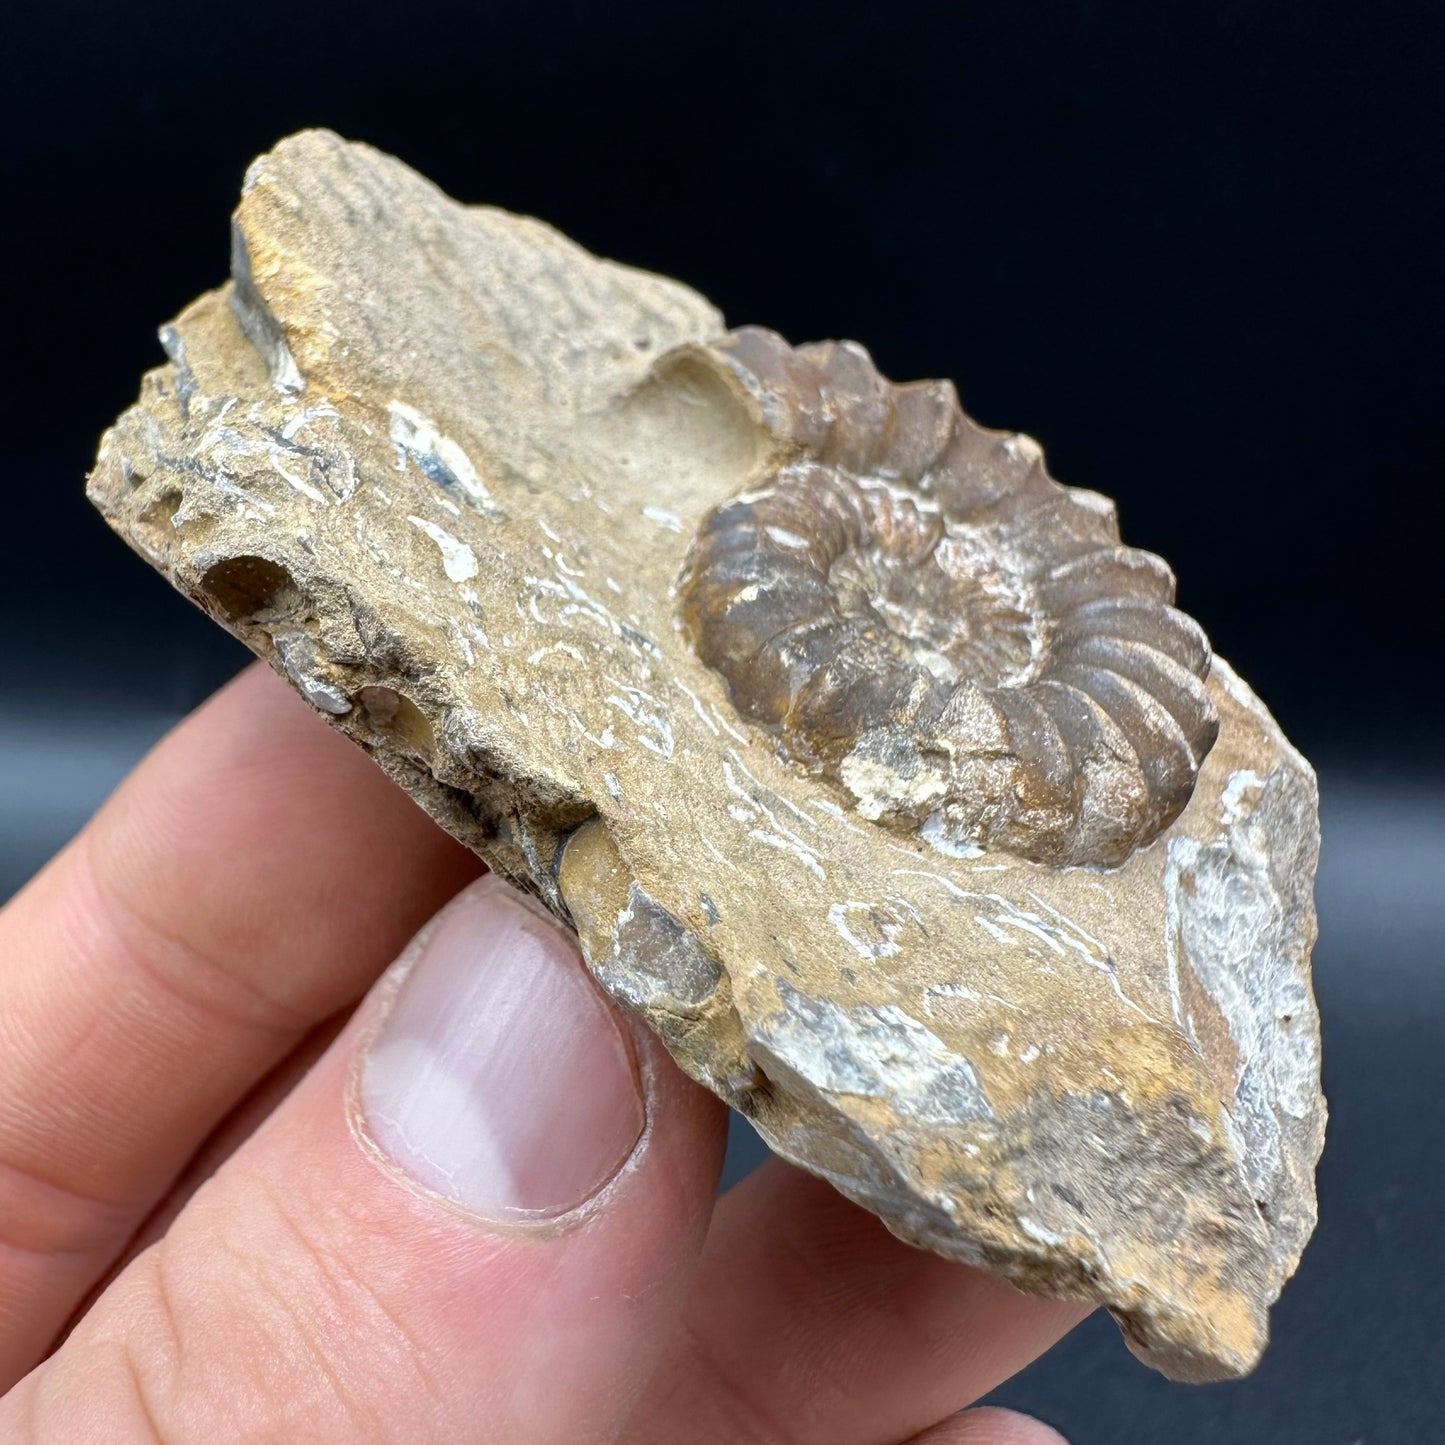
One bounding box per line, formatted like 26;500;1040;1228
1;3;1441;1442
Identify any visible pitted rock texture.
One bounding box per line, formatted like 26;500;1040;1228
87;130;1325;1383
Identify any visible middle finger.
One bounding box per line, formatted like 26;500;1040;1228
625;1156;1090;1445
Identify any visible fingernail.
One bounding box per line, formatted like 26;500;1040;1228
358;875;645;1219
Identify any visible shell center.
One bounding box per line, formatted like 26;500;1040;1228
827;529;1039;689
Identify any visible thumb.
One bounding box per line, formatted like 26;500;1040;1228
8;875;729;1444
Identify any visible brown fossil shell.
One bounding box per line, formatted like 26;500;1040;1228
677;327;1219;867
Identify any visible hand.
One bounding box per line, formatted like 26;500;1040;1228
0;664;1087;1443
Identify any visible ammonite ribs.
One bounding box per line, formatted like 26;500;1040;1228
678;326;1220;867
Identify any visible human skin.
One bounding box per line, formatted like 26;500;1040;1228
0;663;1086;1443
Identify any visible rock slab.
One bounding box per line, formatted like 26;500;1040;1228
87;130;1325;1381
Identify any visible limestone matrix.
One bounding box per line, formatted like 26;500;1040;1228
88;130;1325;1382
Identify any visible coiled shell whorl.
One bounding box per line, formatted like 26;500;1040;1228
676;327;1219;868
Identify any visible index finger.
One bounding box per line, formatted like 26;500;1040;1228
0;662;480;1387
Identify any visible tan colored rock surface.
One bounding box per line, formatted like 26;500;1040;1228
87;130;1325;1382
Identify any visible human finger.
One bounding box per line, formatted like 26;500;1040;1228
903;1406;1070;1445
625;1157;1091;1445
0;663;480;1386
61;1013;347;1331
3;875;730;1444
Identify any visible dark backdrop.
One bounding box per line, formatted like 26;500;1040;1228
1;4;1441;1442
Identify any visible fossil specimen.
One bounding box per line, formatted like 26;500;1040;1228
678;327;1219;867
87;130;1325;1384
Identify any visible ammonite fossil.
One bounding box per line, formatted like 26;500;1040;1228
677;327;1219;868
87;131;1324;1385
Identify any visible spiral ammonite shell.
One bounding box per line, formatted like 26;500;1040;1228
677;327;1219;867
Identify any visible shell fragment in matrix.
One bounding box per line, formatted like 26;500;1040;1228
88;129;1324;1384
